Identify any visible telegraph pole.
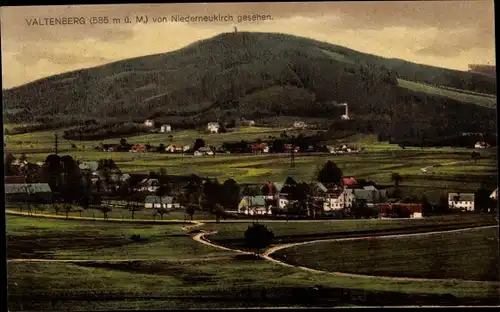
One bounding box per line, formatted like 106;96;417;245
290;149;295;168
54;134;59;155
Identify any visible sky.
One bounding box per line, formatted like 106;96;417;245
1;1;496;89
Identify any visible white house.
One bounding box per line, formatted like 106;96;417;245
238;196;270;215
135;178;160;193
490;188;498;200
293;121;307;129
144;196;173;209
195;147;213;156
165;144;189;153
160;124;171;133
323;188;356;211
448;193;475;211
207;122;220;134
144;119;155;127
474;141;489;149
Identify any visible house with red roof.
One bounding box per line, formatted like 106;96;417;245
130;145;146;153
342;177;358;189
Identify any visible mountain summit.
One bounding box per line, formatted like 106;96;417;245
3;31;496;136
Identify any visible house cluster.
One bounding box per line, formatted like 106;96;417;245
326;144;361;154
474;141;490;149
236;177;424;219
144;119;172;133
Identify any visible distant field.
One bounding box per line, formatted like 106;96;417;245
6;215;500;311
397;79;497;108
201;214;498;248
274;226;499;281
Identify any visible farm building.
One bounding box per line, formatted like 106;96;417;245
261;181;283;200
207;122;220;133
348;186;388;207
130;145;146;153
342;177;358;189
448;193;475;211
160;124;172;132
165;144;190;153
491;188;498;200
135;178;160;192
241;119;255;126
474;141;490;149
5;183;52;203
238;196;270;215
323;187;356;211
377;203;423;218
144;196;174;209
194;147;213;156
144;119;155;127
78;161;99;172
293;121;307;129
251;143;269;153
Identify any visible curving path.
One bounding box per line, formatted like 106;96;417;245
7;210;499;285
196;225;499;285
420;160;469;173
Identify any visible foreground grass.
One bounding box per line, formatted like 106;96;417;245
6;215;499;310
6;216;234;260
397;79;497;108
275;227;499;282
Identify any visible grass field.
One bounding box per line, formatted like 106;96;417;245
200;214;498;248
6;215;500;310
397;79;497;108
274;227;499;282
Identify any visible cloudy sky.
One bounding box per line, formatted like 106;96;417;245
1;1;495;89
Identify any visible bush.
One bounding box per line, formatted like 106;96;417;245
244;223;274;255
130;234;142;242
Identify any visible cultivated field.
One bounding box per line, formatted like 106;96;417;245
6;215;500;310
274;226;499;281
200;214;498;249
397;79;497;108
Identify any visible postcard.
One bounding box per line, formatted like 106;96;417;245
2;1;498;310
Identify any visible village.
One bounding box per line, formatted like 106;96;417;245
4;146;498;221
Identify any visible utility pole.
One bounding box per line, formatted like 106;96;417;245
290;149;295;168
54;134;59;155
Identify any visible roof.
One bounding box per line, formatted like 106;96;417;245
315;182;328;193
448;193;475;202
342;177;357;186
5;183;52;194
207;122;220;126
363;185;377;191
351;189;387;202
145;196;173;204
198;147;212;152
5;176;26;184
491;188;498;199
327;189;344;199
120;174;132;180
241;196;266;206
139;178;159;186
79;161;99;171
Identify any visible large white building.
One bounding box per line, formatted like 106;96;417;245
448;193;475;211
207;122;220;134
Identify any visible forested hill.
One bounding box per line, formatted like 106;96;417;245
3;31;497;138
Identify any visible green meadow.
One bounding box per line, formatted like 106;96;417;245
275;226;499;281
397;79;497;108
6;215;500;310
